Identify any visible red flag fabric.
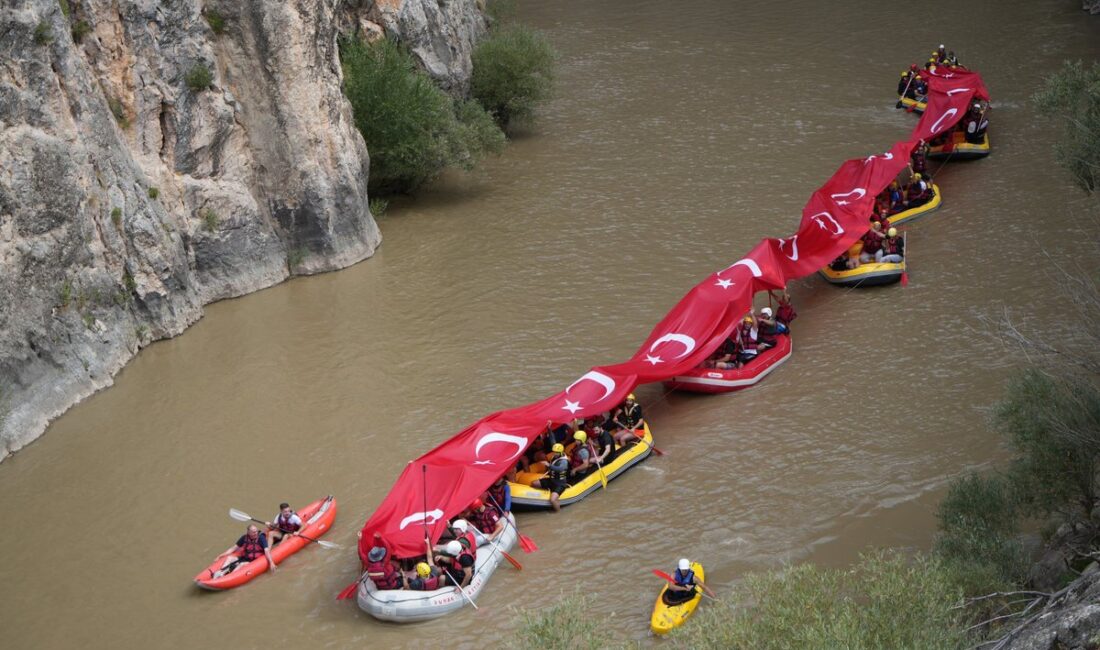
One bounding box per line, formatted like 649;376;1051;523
357;68;989;562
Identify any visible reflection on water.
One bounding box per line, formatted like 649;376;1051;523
0;1;1097;647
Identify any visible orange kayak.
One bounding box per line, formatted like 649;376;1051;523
194;495;337;590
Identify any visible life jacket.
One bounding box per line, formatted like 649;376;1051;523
777;302;797;326
911;152;926;173
758;320;779;346
570;441;597;469
547;456;570;482
906;182;927;202
474;507;500;535
276;512;300;533
674;567;695;588
620;403;642;429
410;574;441;591
882;237;903;256
487;482;507;512
860;230;883;254
739;323;758;356
458;531;479;560
366;556;400;590
239;534;266;562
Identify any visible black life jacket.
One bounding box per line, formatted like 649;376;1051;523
547;456;570;482
621;403;642;428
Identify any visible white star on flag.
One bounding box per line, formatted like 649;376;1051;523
562;399;582;414
715;278;734;289
644;354;664;365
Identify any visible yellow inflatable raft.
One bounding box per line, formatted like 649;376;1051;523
897;95;927;113
927;131;990;160
508;423;654;509
886;183;941;227
819;259;905;288
651;562;706;635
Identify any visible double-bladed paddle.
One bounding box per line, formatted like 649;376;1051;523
228;508;340;549
652;568;717;600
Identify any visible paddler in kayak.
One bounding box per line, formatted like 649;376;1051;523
217;524;277;577
611;393;646;448
265;502;301;546
665;558;708;604
530;443;569;511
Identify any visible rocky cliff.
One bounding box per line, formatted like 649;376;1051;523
0;0;487;460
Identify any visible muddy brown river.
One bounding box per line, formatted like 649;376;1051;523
2;1;1098;648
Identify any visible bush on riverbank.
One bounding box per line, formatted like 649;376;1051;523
471;25;555;128
934;472;1024;592
340;37;504;194
1034;60;1100;193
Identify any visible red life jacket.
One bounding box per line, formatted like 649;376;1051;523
487;482;506;511
276;512;300;533
883;237;902;255
777;302;797;325
861;231;883;254
907;183;927;202
570;441;597;469
461;531;478;560
366;558;400;590
411;574;441;591
474;507;500;535
240;534;266;562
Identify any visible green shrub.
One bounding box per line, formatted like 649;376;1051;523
340;36;504;193
123;268;136;293
201;208;219;232
287;248;305;270
185;64;214;92
110;207;122;227
108;96;128;128
934;472;1024;589
453;98;507;162
147;187;159;199
995;369;1100;518
1034;60;1100;193
34;21;53;45
59;280;73;308
471;25;555;127
71;20;90;43
509;592;614;650
58;0;70;18
368;197;388;218
203;9;226;35
671;552;969;649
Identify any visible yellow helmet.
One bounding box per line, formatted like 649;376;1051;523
913;172;922;180
627;393;636;401
416;562;431;578
743;315;753;323
552;443;565;454
901;72;907;78
573;431;587;442
888;227;898;237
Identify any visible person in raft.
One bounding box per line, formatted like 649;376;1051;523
469;498;505;542
774;289;797;328
592;421;619;466
265;502;301;547
734;312;760;368
531;443;569;511
664;558;708;605
859;221;887;264
905;173;931;209
217;524;277;577
611;393;646;447
403;537;445;591
485;475;512;514
964;102;989;144
876;228;905;263
365;532;401;590
756;307;785;349
437;539;475;590
568;430;597;479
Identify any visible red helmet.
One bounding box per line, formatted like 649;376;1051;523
471;498;484;509
909;63;918;71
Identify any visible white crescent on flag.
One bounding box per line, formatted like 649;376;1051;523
474;432;528;460
931;108;958;134
649;333;696;358
399;509;444;530
565;370;617;403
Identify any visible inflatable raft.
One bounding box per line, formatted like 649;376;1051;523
194;495;337;590
357;514;518;622
819;259;905;288
509;423;654;508
885;183;941;226
651;562;706;635
664;335;792;394
897;95;927;113
927;131;990;160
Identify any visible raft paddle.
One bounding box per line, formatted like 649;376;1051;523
593;454;609;490
228;508;340;549
486;494;538;553
484;536;523;571
631;428;665;456
336;572;367;600
900;231;909;287
896;72;914;109
652;569;718;600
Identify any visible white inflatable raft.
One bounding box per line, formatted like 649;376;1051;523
357;514;519;622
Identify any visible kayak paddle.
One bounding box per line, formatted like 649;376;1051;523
228;508;340;549
485;494;538;553
652;568;717;600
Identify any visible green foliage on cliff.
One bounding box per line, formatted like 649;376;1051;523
185;64;214;92
203;10;226;36
340;37;504;194
71;20;91;44
471;25;555;128
935;472;1024;590
1034;60;1100;193
34;21;53;45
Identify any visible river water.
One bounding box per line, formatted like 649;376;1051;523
2;1;1098;648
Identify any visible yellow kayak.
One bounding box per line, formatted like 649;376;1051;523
885;183;941;227
651;562;706;635
509;423;654;508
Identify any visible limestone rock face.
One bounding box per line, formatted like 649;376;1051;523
1004;569;1100;650
0;0;484;459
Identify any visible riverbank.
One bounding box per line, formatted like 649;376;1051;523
0;0;489;460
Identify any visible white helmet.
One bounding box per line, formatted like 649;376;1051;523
445;540;462;556
678;558;690;571
451;519;469;533
760;307;773;318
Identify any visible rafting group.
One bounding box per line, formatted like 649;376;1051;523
188;44;991;637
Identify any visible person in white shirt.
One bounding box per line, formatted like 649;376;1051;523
266;502;303;546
